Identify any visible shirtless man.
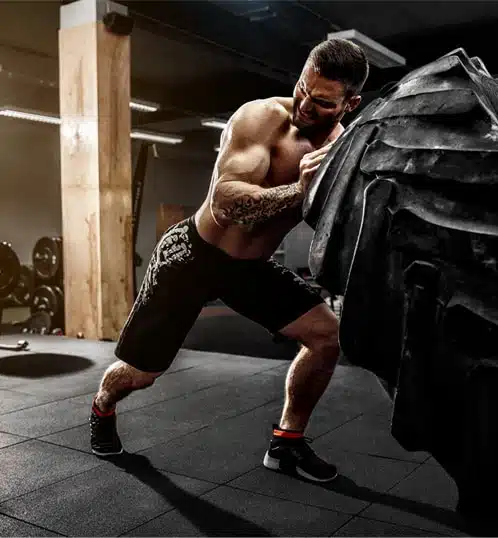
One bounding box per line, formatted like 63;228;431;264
90;38;369;483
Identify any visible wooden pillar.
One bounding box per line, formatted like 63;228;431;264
59;0;133;340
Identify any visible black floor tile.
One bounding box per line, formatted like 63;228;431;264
0;514;61;537
0;389;60;415
5;370;108;402
126;485;352;537
41;369;285;454
140;392;366;486
139;400;284;484
228;467;369;516
315;413;431;463
0;375;28;391
0;459;217;537
319;378;394;418
122;509;206;537
310;445;420;493
117;359;285;414
0;431;27;449
184;310;299;360
360;463;470;536
331;515;445;536
228;447;419;516
0;396;92;438
0;440;102;502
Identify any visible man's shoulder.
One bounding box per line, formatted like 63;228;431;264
235;97;291;126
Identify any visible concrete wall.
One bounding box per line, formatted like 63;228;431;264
0;118;62;264
134;149;214;284
0;123;215;274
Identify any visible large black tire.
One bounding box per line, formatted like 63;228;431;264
304;48;498;521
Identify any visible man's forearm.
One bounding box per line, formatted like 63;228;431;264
212;180;304;226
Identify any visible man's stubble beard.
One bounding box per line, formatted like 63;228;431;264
292;102;344;138
295;115;341;139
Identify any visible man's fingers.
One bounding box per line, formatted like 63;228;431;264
303;151;327;168
304;143;333;161
303;161;323;179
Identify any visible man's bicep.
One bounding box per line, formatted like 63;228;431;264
218;142;271;185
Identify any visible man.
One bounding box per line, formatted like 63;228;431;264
90;38;369;483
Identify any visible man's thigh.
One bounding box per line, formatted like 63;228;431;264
115;221;213;372
219;258;325;336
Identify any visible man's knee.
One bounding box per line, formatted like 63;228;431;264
281;304;339;347
306;316;340;361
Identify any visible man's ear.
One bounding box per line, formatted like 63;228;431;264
347;95;362;113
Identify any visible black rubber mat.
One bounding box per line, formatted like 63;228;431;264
0;336;476;536
184;310;299;360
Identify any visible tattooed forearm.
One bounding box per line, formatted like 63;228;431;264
213;180;305;226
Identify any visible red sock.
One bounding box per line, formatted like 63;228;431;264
92;401;115;417
272;425;304;439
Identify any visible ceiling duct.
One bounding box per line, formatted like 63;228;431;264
328;29;406;69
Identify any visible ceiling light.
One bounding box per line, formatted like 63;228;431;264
0;107;183;146
130;99;160;113
131;131;184;145
0;106;61;125
327;30;406;69
201;118;227;130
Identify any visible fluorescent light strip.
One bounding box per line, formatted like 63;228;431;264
201;118;227;130
130;100;160;113
0;107;183;145
131;131;184;145
0;107;61;125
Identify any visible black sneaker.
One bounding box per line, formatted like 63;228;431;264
89;405;123;456
263;426;337;482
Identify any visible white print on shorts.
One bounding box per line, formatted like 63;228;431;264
138;224;194;304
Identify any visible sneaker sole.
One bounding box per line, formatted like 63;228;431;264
91;447;124;456
263;451;338;483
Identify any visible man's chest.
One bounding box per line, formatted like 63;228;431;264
265;131;314;187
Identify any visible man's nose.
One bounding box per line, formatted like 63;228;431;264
301;96;313;112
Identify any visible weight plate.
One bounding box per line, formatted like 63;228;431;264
32;237;63;280
0;242;21;300
31;285;60;317
53;285;64;309
10;265;35;306
52;285;65;326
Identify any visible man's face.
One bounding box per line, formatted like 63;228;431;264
292;64;360;135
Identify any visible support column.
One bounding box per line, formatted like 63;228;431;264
59;0;133;340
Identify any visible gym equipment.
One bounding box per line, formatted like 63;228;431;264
0;242;20;300
21;311;52;334
132;141;150;298
304;48;498;522
0;339;28;351
31;284;64;326
9;265;35;306
32;236;63;281
0;243;32;350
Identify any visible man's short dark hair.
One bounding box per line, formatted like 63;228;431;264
307;38;369;96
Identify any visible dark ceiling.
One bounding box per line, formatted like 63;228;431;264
2;1;498;159
122;0;498;157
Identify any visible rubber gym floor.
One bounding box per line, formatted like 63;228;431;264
0;305;476;537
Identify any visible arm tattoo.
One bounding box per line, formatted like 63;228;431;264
218;182;304;226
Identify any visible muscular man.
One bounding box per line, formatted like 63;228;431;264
90;38;368;483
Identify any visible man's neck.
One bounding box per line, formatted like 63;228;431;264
307;122;344;148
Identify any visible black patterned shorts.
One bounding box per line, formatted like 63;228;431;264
115;217;324;372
